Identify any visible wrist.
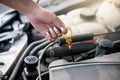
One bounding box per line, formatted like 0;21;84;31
22;3;41;15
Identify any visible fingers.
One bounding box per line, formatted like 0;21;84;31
44;27;61;40
60;27;68;34
49;28;57;39
36;22;65;40
44;32;51;40
54;16;68;34
31;10;68;40
53;27;61;37
40;11;68;38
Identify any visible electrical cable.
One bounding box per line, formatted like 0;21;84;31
9;30;120;80
22;71;27;80
36;77;39;80
29;40;52;55
35;31;120;80
8;38;47;80
37;40;58;80
75;39;120;62
75;49;96;62
113;40;120;44
41;71;49;76
36;71;49;80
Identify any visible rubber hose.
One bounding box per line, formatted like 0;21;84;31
46;42;96;57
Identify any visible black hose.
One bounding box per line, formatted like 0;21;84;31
29;40;52;55
45;42;96;58
75;49;96;62
58;33;93;45
110;40;120;53
8;38;47;80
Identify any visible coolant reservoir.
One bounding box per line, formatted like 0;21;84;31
66;8;96;25
109;0;120;6
76;22;108;39
66;8;85;25
58;15;80;35
58;15;74;27
96;0;120;31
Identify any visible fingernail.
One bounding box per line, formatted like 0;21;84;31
60;27;65;32
53;27;57;31
46;31;49;35
49;28;57;39
54;27;59;33
54;27;61;36
61;27;67;34
49;28;53;32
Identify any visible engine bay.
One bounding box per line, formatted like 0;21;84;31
0;0;120;80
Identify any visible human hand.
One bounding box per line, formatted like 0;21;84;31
26;7;68;40
0;0;68;40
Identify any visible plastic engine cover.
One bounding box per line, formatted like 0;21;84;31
49;52;120;80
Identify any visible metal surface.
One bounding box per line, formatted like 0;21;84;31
0;33;28;79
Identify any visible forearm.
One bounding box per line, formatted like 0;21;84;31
0;0;40;15
0;0;68;39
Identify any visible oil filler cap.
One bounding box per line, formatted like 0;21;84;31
24;56;38;71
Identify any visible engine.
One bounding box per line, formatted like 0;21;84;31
0;0;120;80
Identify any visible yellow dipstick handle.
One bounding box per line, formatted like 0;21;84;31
62;28;72;50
